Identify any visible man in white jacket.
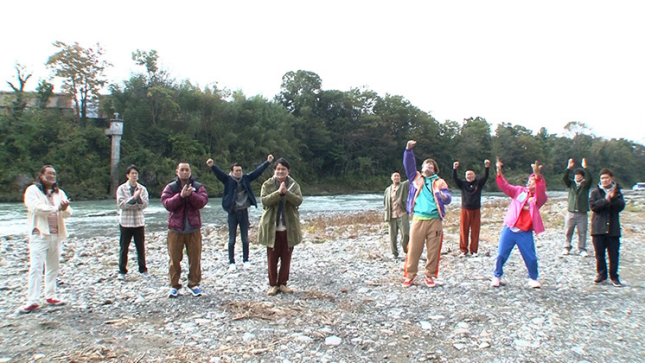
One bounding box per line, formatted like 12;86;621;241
19;165;72;314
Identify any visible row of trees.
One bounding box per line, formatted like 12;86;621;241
1;43;644;202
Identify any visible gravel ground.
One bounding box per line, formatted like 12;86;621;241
1;194;644;362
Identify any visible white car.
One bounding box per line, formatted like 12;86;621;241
632;182;645;192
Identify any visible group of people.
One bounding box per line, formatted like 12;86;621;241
384;142;626;289
18;156;303;313
18;142;627;313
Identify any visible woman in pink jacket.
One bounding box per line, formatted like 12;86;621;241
491;158;548;289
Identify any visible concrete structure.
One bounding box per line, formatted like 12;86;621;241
105;113;124;197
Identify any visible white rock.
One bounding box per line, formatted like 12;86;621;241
479;342;491;349
325;336;342;346
420;321;432;330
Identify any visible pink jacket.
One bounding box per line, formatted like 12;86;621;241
496;174;547;235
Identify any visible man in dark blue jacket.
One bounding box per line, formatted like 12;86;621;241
207;155;273;270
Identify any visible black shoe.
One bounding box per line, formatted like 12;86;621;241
594;275;606;284
611;279;622;287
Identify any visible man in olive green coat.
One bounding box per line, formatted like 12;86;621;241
384;171;409;260
258;158;303;296
561;158;593;257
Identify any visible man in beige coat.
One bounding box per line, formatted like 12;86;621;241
258;158;303;296
384;171;409;260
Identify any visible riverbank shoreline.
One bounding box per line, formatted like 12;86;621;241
1;194;644;362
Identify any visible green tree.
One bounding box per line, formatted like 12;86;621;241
457;117;493;176
46;41;111;126
5;63;32;124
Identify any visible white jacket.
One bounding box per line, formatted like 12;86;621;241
24;184;72;239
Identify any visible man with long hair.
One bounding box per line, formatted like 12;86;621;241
19;165;71;314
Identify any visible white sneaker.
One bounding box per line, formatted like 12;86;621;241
560;249;570;256
491;277;501;287
243;261;252;269
580;250;589;258
471;252;479;258
528;279;542;288
459;252;467;258
228;264;236;271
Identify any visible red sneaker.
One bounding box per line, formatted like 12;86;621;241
425;277;436;288
18;303;40;314
402;278;414;287
46;298;66;306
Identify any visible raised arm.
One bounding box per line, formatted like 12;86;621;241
403;140;418;182
247;160;271;181
207;159;230;183
452;161;464;189
562;158;574;187
581;158;593;188
478;159;490;187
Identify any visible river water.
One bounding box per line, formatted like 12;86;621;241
0;194;387;239
0;192;550;239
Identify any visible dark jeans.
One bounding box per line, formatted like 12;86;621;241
592;235;620;280
119;226;146;274
228;209;250;264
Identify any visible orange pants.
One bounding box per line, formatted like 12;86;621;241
459;208;481;254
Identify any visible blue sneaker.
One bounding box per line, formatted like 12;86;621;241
187;285;202;296
168;287;179;298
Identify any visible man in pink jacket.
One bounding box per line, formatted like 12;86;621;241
491;158;548;288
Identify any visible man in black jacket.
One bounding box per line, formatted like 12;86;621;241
207;155;273;270
589;168;625;287
452;159;490;257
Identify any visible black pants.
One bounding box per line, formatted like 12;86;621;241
592;235;620;280
119;226;147;274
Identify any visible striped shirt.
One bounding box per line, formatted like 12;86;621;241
117;182;149;228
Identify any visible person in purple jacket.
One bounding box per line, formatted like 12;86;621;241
402;140;452;288
161;163;209;298
491;157;548;289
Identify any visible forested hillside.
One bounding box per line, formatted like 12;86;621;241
2;45;643;201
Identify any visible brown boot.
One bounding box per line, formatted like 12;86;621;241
267;286;279;296
279;285;293;294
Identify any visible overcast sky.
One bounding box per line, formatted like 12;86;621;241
2;0;644;144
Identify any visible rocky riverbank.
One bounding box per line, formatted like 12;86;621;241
1;194;644;362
